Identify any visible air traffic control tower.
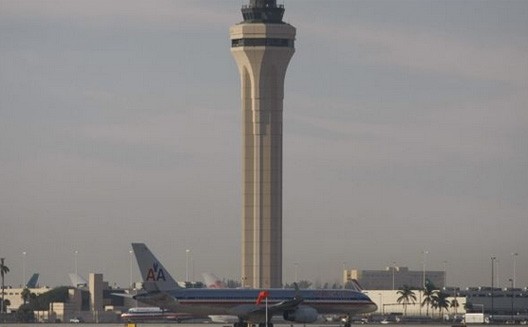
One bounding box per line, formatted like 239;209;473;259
230;0;295;288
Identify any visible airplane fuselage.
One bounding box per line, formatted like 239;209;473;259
136;288;376;317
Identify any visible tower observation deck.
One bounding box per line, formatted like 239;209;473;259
230;0;296;288
241;0;285;23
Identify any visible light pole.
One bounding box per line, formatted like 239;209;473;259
491;256;496;318
294;263;299;283
1;257;5;314
22;251;27;287
129;250;133;288
185;249;190;282
512;252;518;289
443;260;447;287
391;262;396;290
496;258;500;288
74;250;79;275
191;252;194;282
422;250;429;289
509;278;514;323
420;250;429;317
378;293;384;315
342;261;347;286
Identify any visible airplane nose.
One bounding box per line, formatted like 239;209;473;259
367;302;378;313
356;301;378;314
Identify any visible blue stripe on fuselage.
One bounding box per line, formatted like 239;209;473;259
167;288;372;302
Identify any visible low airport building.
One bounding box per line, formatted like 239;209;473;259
345;266;445;290
361;287;528;323
461;287;528;319
362;289;466;319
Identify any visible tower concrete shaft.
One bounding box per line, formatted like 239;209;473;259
230;0;295;289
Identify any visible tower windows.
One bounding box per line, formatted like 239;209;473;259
231;38;294;48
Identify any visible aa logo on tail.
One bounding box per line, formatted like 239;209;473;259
146;262;166;281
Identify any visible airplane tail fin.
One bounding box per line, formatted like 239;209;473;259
68;273;88;289
131;243;180;291
26;273;40;288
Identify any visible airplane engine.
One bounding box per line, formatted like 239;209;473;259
283;307;318;323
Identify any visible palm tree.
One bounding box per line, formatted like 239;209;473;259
21;288;32;305
431;294;439;317
397;285;417;316
433;291;450;319
450;298;460;316
421;281;436;317
1;258;9;313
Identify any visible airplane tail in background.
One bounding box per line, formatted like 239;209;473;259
132;243;180;291
69;273;88;289
348;279;365;292
26;273;40;288
202;272;226;289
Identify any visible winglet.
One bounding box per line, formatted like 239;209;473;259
256;290;269;305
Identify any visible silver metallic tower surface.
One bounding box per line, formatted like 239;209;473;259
230;0;295;288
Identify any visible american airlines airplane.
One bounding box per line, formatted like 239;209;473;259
131;243;377;327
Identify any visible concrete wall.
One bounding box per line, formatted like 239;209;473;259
346;267;445;290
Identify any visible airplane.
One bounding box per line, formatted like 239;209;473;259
131;243;377;327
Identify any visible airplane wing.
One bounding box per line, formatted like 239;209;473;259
111;292;135;299
235;284;309;323
250;295;303;315
134;290;180;310
112;289;179;311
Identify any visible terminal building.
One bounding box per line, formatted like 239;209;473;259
345;267;445;290
461;287;528;318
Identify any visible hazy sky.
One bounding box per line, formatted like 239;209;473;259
1;0;527;289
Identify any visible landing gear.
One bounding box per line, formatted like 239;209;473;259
233;321;272;327
343;315;352;327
